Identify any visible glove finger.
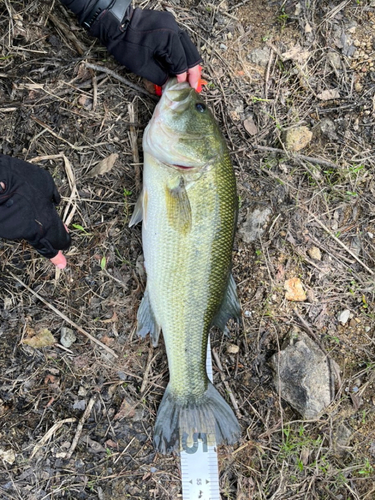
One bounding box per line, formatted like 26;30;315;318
31;212;71;259
111;42;169;85
52;183;61;205
179;31;202;69
156;36;188;76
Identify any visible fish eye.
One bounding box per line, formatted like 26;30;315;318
195;103;206;113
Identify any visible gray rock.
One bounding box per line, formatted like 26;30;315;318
247;47;271;67
319;118;338;141
60;327;77;348
338;309;350;325
328;51;342;70
239;207;272;243
73;400;86;411
271;329;336;418
334;423;352;456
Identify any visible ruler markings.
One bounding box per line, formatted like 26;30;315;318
180;337;221;500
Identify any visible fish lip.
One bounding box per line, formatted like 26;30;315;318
162;161;198;171
170;164;195;170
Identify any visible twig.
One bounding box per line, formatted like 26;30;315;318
48;12;86;55
140;347;155;394
84;62;157;100
65;396;97;459
128;100;141;191
9;272;118;358
102;268;129;290
301;208;374;275
0;107;18;112
212;348;240;418
31;418;76;459
253;144;339;169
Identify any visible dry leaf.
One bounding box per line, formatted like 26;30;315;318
0;448;16;464
88;153;118;178
114;398;136;420
281;45;310;63
23;328;56;348
243;116;258;136
317;89;340;100
284;278;307;301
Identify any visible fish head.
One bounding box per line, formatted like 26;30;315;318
143;79;225;173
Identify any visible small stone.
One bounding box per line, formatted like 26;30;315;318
220;43;227;51
338;309;350;325
319;118;338;140
284;278;307;301
308;246;322;260
73;400;86;411
60;327;77;348
239;206;272;243
317;89;340;100
271;329;335;418
78;386;87;397
247;46;271;67
334;423;352;456
328;52;342;70
227;343;239;354
285;126;313;152
243;116;258;136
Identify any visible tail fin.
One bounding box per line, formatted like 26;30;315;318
153;381;240;454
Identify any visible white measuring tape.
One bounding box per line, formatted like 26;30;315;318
180;337;221;500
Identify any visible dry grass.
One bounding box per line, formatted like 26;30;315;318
0;0;375;499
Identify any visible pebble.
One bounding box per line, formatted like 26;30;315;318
60;327;77;348
227;344;239;354
239;206;272;243
285;126;313;152
308;246;322;261
284;278;307;302
338;309;351;325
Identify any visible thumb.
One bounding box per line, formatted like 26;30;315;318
50;250;67;269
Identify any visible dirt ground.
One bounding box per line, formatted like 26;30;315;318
0;0;375;498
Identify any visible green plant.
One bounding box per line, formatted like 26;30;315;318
72;223;91;235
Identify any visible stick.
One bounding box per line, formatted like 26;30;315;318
65;396;97;459
9;272;118;358
253;144;339;170
31;418;76;459
301;208;374;275
83;62;157;100
212;348;240;418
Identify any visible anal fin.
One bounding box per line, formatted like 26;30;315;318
137;289;161;347
212;273;241;332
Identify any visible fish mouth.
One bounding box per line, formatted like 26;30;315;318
162;161;197;172
173;164;195;170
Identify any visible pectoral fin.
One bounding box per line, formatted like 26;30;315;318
137;289;161;347
165;177;192;234
129;189;148;227
212;274;241;332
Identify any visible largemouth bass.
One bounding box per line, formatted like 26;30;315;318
130;79;241;454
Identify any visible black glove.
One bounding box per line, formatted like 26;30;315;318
61;0;201;86
0;154;71;259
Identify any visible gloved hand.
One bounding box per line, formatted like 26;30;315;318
0;154;71;268
60;0;202;88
